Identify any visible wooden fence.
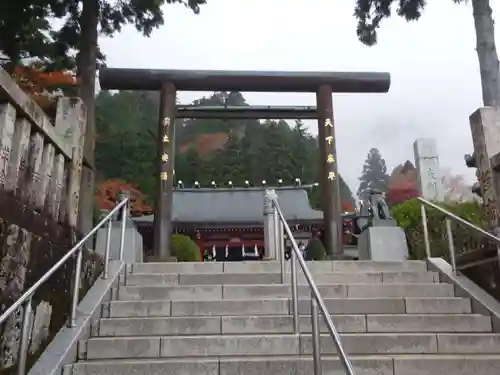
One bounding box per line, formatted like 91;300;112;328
0;66;90;372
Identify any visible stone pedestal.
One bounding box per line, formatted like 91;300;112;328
95;217;144;263
358;226;409;261
413;138;444;201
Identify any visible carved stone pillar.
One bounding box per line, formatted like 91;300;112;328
263;189;278;259
413;138;444;201
470;107;500;230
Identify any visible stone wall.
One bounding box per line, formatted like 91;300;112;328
0;67;91;374
0;204;103;373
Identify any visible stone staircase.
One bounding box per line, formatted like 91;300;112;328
63;260;500;375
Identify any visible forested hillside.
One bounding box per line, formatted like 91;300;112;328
94;90;355;209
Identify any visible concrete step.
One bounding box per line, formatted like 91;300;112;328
79;333;500;359
123;271;439;286
64;355;500;375
97;314;492;337
392;354;500;375
104;297;472;317
312;333;500;355
116;283;455;301
130;260;427;274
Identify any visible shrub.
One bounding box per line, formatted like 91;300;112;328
305;238;326;261
391;198;488;260
170;234;201;262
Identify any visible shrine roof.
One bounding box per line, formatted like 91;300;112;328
133;187;323;224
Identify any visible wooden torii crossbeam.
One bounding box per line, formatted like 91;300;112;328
99;68;391;260
176;105;319;119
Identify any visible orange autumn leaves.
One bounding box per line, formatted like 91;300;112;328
95;179;152;217
12;65;78;111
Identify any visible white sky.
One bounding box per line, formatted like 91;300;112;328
98;0;500;192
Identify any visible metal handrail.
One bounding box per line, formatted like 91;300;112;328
272;199;356;375
0;196;129;375
418;197;500;272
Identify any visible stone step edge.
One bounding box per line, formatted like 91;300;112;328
130;261;429;274
122;275;439;285
104;296;471;312
99;313;488;321
132;260;427;265
67;353;500;364
84;333;500;341
126;271;437;276
117;282;448;288
106;296;468;302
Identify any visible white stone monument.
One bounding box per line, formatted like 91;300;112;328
413;138;444;201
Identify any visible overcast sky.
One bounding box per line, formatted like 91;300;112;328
98;0;499;193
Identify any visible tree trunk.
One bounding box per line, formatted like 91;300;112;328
77;0;99;236
472;0;500;106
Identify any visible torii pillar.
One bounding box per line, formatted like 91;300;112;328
98;68;391;260
317;85;343;257
155;82;177;260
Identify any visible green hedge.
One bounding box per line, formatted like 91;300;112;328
305;238;326;261
391;198;488;260
171;234;201;262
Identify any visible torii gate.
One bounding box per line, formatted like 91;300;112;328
99;68;391;260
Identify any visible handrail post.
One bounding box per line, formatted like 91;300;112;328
69;247;83;327
445;218;457;273
311;292;322;375
275;206;286;283
420;203;431;258
118;192;128;261
16;297;32;375
290;246;299;334
103;219;112;279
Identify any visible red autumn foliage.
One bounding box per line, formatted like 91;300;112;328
341;201;354;213
13;65;78;93
12;64;78;113
387;180;419;206
95;179;153;217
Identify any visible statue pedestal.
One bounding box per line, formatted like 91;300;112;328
358;226;409;261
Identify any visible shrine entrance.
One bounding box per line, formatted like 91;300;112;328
99;69;391;259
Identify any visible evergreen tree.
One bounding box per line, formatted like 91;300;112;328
176;147;198;187
357;148;390;200
261;121;295;183
0;0;207;234
290;120;314;181
212;135;245;185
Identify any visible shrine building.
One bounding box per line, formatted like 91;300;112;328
133;185;332;260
